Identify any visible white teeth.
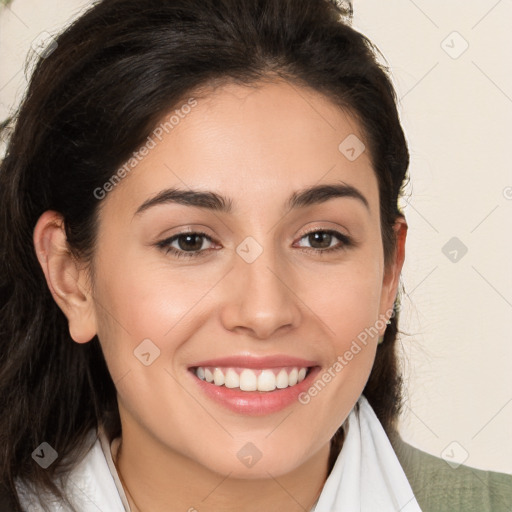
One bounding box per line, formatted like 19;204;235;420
194;366;310;392
258;370;276;391
239;369;258;391
288;368;298;386
213;368;225;386
276;368;289;389
224;368;240;389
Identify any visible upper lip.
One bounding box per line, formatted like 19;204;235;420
188;355;319;369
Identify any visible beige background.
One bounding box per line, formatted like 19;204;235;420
1;0;511;473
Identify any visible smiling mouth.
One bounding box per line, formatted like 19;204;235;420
190;366;314;392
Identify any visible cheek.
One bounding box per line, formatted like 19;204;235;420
294;260;383;420
91;247;224;383
300;255;383;343
94;245;207;335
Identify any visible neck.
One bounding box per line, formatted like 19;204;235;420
111;429;330;512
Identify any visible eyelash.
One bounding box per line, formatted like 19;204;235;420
156;229;353;260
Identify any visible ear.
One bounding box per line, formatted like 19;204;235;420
33;210;97;344
378;216;408;328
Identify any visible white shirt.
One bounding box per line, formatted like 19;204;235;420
15;395;421;511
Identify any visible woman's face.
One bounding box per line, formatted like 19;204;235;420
77;79;405;477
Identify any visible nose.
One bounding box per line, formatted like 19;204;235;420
219;243;302;340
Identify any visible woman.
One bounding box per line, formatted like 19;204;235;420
0;1;510;511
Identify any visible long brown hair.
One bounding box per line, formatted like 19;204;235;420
0;1;409;509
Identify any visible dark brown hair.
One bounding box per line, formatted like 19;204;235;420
0;0;409;509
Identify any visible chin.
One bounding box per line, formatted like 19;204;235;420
190;439;321;480
204;457;302;480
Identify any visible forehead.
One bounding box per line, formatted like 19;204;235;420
100;79;379;219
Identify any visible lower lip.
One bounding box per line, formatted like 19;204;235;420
188;366;322;416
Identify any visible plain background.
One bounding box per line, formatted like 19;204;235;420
1;0;511;474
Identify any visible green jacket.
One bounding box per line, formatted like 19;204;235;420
389;432;512;512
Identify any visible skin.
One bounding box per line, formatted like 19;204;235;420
34;78;407;512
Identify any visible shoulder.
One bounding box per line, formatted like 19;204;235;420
388;432;512;512
14;428;126;511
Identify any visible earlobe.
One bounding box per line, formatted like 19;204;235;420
33;210;97;344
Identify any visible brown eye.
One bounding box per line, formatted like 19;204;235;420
295;229;352;254
174;233;206;252
156;231;216;259
306;231;335;249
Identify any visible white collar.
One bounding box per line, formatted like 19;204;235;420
312;394;422;511
15;427;126;511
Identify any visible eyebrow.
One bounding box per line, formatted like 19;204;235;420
133;182;370;217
